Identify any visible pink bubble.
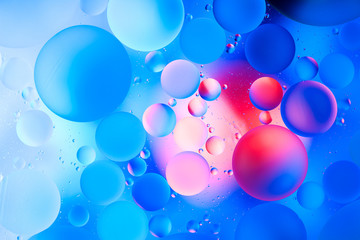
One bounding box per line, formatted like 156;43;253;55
232;125;308;201
166;151;210;196
249;77;283;110
173;117;208;151
259;111;272;125
188;98;208;117
199;78;222;101
142;103;176;137
206;136;225;156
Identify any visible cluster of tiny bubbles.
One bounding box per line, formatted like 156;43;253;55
168;98;177;107
297;182;325;210
97;201;148;240
188;97;208;117
206;136;225;155
132;173;170;211
199;78;222;101
173;117;208;150
140;148;150;159
145;51;167;73
21;87;36;102
68;205;90;227
259;111;272;125
340;22;360;51
210;167;219;175
142;103;176;137
80;160;125;205
127;157;147;177
226;43;235;54
76;146;96;165
80;0;108;16
126;178;134;186
16;110;53;147
187;220;200;233
1;57;32;91
295;56;319;80
149;215;172;238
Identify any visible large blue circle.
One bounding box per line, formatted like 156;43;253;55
96;112;146;162
97;201;148;240
80;160;125;205
323;161;360;204
35;25;131;122
132;173;170;211
213;0;266;34
297;182;325;209
245;24;295;74
235;203;307;240
319;53;354;89
180;18;226;64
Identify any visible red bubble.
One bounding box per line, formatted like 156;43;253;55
232;125;308;201
259;111;272;125
249;77;283;110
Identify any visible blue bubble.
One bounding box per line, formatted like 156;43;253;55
30;226;97;240
319;53;354;89
319;200;360;240
161;60;200;99
295;56;319;80
96;112;146;162
80;0;108;16
213;0;266;34
97;201;148;240
0;170;60;236
187;220;199;233
145;51;167;73
132;173;170;211
68;205;90;227
323;161;360;204
297;182;325;209
235;203;306;240
80;160;125;205
77;146;96;165
340;22;360;51
0;0;78;47
128;157;147;177
149;215;172;238
180;18;226;64
142;103;177;137
107;0;184;51
35;25;131;122
245;24;295;74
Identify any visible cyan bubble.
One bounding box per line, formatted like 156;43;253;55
319;200;360;240
323;161;360;204
97;201;148;240
107;0;184;51
319;53;354;89
142;103;176;137
297;182;325;209
1;58;32;91
149;215;172;238
245;24;295;74
80;0;108;16
0;0;77;47
235;203;306;240
96;112;146;162
161;60;200;99
35;25;131;122
180;18;226;64
0;170;60;236
77;146;96;165
340;22;360;51
145;51;167;73
295;56;319;80
132;173;170;211
80;160;125;205
16;110;53;147
213;0;266;34
127;157;147;177
68;205;90;227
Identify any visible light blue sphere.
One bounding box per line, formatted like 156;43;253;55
145;51;167;73
77;146;96;165
107;0;184;51
81;0;108;16
68;205;90;227
80;160;125;205
149;215;172;238
96;112;146;162
35;25;131;122
142;103;177;137
297;182;325;209
180;18;226;64
97;201;148;240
